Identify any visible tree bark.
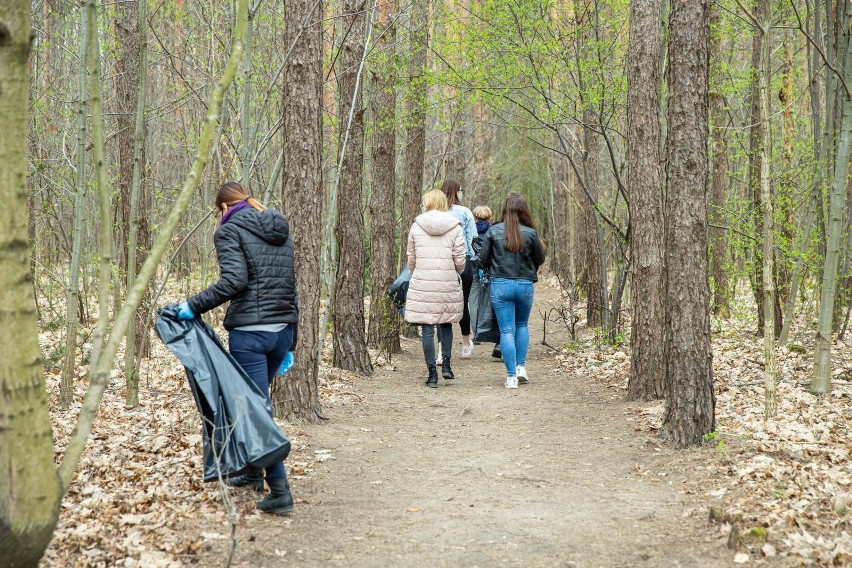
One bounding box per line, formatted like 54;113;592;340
273;0;325;420
61;4;89;409
709;3;729;317
660;0;715;447
367;0;401;355
332;0;373;374
755;0;777;418
627;0;666;401
0;4;63;565
401;0;430;270
812;31;852;394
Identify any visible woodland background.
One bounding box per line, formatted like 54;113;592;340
2;0;852;565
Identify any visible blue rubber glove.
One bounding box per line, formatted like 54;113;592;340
278;351;294;375
477;269;484;281
177;302;195;320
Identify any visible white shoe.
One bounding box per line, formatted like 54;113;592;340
461;344;474;359
516;365;529;384
435;356;442;366
505;375;518;389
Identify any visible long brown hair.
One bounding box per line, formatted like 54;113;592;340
500;192;536;252
440;179;462;208
215;181;265;214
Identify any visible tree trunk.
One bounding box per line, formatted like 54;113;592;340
549;129;572;288
332;0;373;375
580;114;605;328
61;3;89;409
709;3;729;317
780;0;823;346
627;0;666;401
86;0;114;372
401;0;429;270
755;0;777;418
273;0;325;421
115;0;149;407
660;0;715;447
0;5;63;564
400;0;429;338
367;0;401;355
812;33;852;394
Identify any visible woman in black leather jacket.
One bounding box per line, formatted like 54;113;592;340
478;193;545;389
178;181;297;515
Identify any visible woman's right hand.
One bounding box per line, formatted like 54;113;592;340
177;302;195;320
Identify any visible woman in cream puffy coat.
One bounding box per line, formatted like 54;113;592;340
405;189;467;388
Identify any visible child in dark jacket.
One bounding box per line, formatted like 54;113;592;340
470;206;501;359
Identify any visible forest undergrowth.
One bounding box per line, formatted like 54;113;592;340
40;280;851;566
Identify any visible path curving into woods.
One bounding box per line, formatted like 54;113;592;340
195;285;733;567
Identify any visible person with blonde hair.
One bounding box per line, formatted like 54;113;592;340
178;181;297;514
404;189;467;387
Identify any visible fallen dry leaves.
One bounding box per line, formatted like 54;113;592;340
550;287;852;566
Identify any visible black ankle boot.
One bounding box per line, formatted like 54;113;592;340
256;477;294;515
227;467;264;492
425;365;438;388
492;344;502;360
442;356;455;380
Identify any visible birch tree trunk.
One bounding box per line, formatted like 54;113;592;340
367;0;401;355
0;5;63;564
273;0;325;421
812;33;852;394
60;4;89;409
627;0;666;401
660;0;715;447
332;0;373;375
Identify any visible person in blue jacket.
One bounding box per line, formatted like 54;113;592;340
441;179;477;359
478;193;546;389
177;181;298;515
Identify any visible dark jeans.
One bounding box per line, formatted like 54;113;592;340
229;326;292;480
422;323;452;367
459;259;474;336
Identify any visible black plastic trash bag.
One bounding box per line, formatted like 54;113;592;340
474;273;500;343
388;266;411;313
155;304;291;482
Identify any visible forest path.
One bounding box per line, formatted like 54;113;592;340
199;285;734;568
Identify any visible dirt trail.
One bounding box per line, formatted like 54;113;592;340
198;285;735;567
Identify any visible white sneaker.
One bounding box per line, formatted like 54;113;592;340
435;356;443;366
516;365;529;384
505;375;518;389
461;344;474;359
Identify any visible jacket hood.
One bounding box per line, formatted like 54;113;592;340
228;208;290;245
415;210;461;236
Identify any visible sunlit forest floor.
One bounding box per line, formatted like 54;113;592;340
41;281;850;566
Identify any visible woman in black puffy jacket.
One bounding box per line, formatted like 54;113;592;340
178;181;297;515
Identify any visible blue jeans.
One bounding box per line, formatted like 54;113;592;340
229;327;292;480
490;278;534;377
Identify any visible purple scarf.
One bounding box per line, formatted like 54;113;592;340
220;200;251;225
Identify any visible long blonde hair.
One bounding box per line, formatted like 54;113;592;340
216;181;265;213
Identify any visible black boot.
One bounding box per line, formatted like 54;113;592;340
442;356;455;380
227;467;264;492
256;477;294;515
492;344;502;360
425;364;439;388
